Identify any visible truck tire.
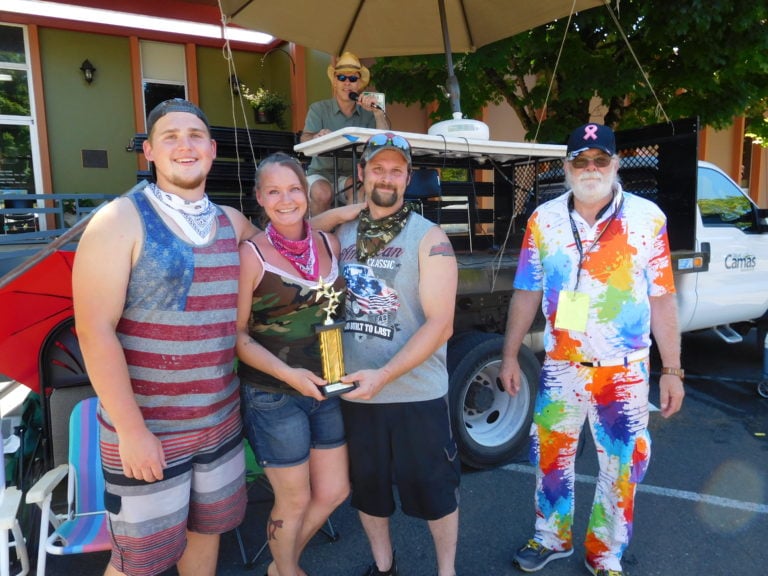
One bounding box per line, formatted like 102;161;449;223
447;332;539;469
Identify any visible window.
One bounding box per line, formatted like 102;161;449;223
698;166;756;231
140;41;186;125
0;23;40;197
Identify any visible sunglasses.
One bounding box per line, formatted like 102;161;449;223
336;74;359;83
568;154;613;169
364;132;412;158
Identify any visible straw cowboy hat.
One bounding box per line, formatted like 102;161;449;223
327;51;370;89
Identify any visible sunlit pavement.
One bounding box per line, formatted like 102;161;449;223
19;329;768;575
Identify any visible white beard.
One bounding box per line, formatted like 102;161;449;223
569;171;614;205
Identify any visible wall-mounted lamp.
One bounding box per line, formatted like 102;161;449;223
230;74;241;95
80;59;96;84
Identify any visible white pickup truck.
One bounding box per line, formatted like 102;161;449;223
677;160;768;337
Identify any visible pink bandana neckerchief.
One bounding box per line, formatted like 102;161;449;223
265;221;319;281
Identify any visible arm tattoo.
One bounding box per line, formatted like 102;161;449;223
429;241;455;257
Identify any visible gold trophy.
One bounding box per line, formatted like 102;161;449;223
314;277;357;397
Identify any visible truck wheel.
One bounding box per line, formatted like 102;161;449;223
758;380;768;399
448;332;539;469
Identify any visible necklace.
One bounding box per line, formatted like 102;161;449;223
146;183;217;245
265;221;319;281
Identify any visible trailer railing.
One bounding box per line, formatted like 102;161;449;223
0;193;118;245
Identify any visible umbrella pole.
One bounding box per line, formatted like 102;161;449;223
438;0;462;117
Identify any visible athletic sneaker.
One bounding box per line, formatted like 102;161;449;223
513;539;574;572
362;552;398;576
585;559;623;576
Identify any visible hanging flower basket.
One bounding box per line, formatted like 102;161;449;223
241;84;290;129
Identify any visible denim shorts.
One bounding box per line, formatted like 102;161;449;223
241;385;346;468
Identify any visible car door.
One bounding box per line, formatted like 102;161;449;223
689;163;768;331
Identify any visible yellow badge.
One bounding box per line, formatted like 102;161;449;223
554;290;589;332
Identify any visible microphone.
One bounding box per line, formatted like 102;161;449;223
350;92;383;111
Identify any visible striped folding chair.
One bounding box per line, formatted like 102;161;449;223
26;396;111;574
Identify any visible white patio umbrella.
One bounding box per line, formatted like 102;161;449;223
219;0;605;124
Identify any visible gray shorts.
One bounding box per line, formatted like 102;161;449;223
307;173;354;204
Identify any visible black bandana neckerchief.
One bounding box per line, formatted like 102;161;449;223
356;202;413;262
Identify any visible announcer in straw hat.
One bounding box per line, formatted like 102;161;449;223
301;51;388;215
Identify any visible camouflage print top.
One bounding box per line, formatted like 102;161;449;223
237;232;345;394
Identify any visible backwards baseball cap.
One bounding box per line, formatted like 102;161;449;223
327;51;370;89
566;123;616;159
361;132;412;165
146;98;210;136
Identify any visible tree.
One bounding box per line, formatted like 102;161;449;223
370;0;768;145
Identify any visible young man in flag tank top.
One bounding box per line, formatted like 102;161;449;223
73;99;257;576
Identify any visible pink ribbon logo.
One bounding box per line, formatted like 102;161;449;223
583;124;599;141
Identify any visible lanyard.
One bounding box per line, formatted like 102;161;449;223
568;193;623;291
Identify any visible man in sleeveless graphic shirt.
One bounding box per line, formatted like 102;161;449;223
336;133;460;576
73;99;257;576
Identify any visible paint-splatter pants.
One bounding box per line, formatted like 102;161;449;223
530;357;652;572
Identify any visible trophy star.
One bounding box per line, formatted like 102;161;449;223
314;276;343;324
328;291;342;308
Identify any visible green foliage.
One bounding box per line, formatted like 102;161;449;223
370;0;768;145
441;168;468;182
699;196;754;229
0;69;30;116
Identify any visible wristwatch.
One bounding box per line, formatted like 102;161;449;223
661;367;685;380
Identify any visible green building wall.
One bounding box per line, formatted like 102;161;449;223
198;47;272;130
306;50;332;108
36;27;332;196
39;28;136;195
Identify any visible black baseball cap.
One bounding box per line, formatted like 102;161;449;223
146;98;209;136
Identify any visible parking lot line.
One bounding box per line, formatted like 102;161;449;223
502;462;768;514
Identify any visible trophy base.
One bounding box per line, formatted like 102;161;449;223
320;381;358;398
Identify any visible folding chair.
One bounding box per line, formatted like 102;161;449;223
405;168;442;216
0;424;30;576
25;397;111;575
1;198;38;235
38;317;95;471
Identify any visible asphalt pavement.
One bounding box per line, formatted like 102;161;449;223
28;329;768;575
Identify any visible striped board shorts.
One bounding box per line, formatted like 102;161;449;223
100;408;247;576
